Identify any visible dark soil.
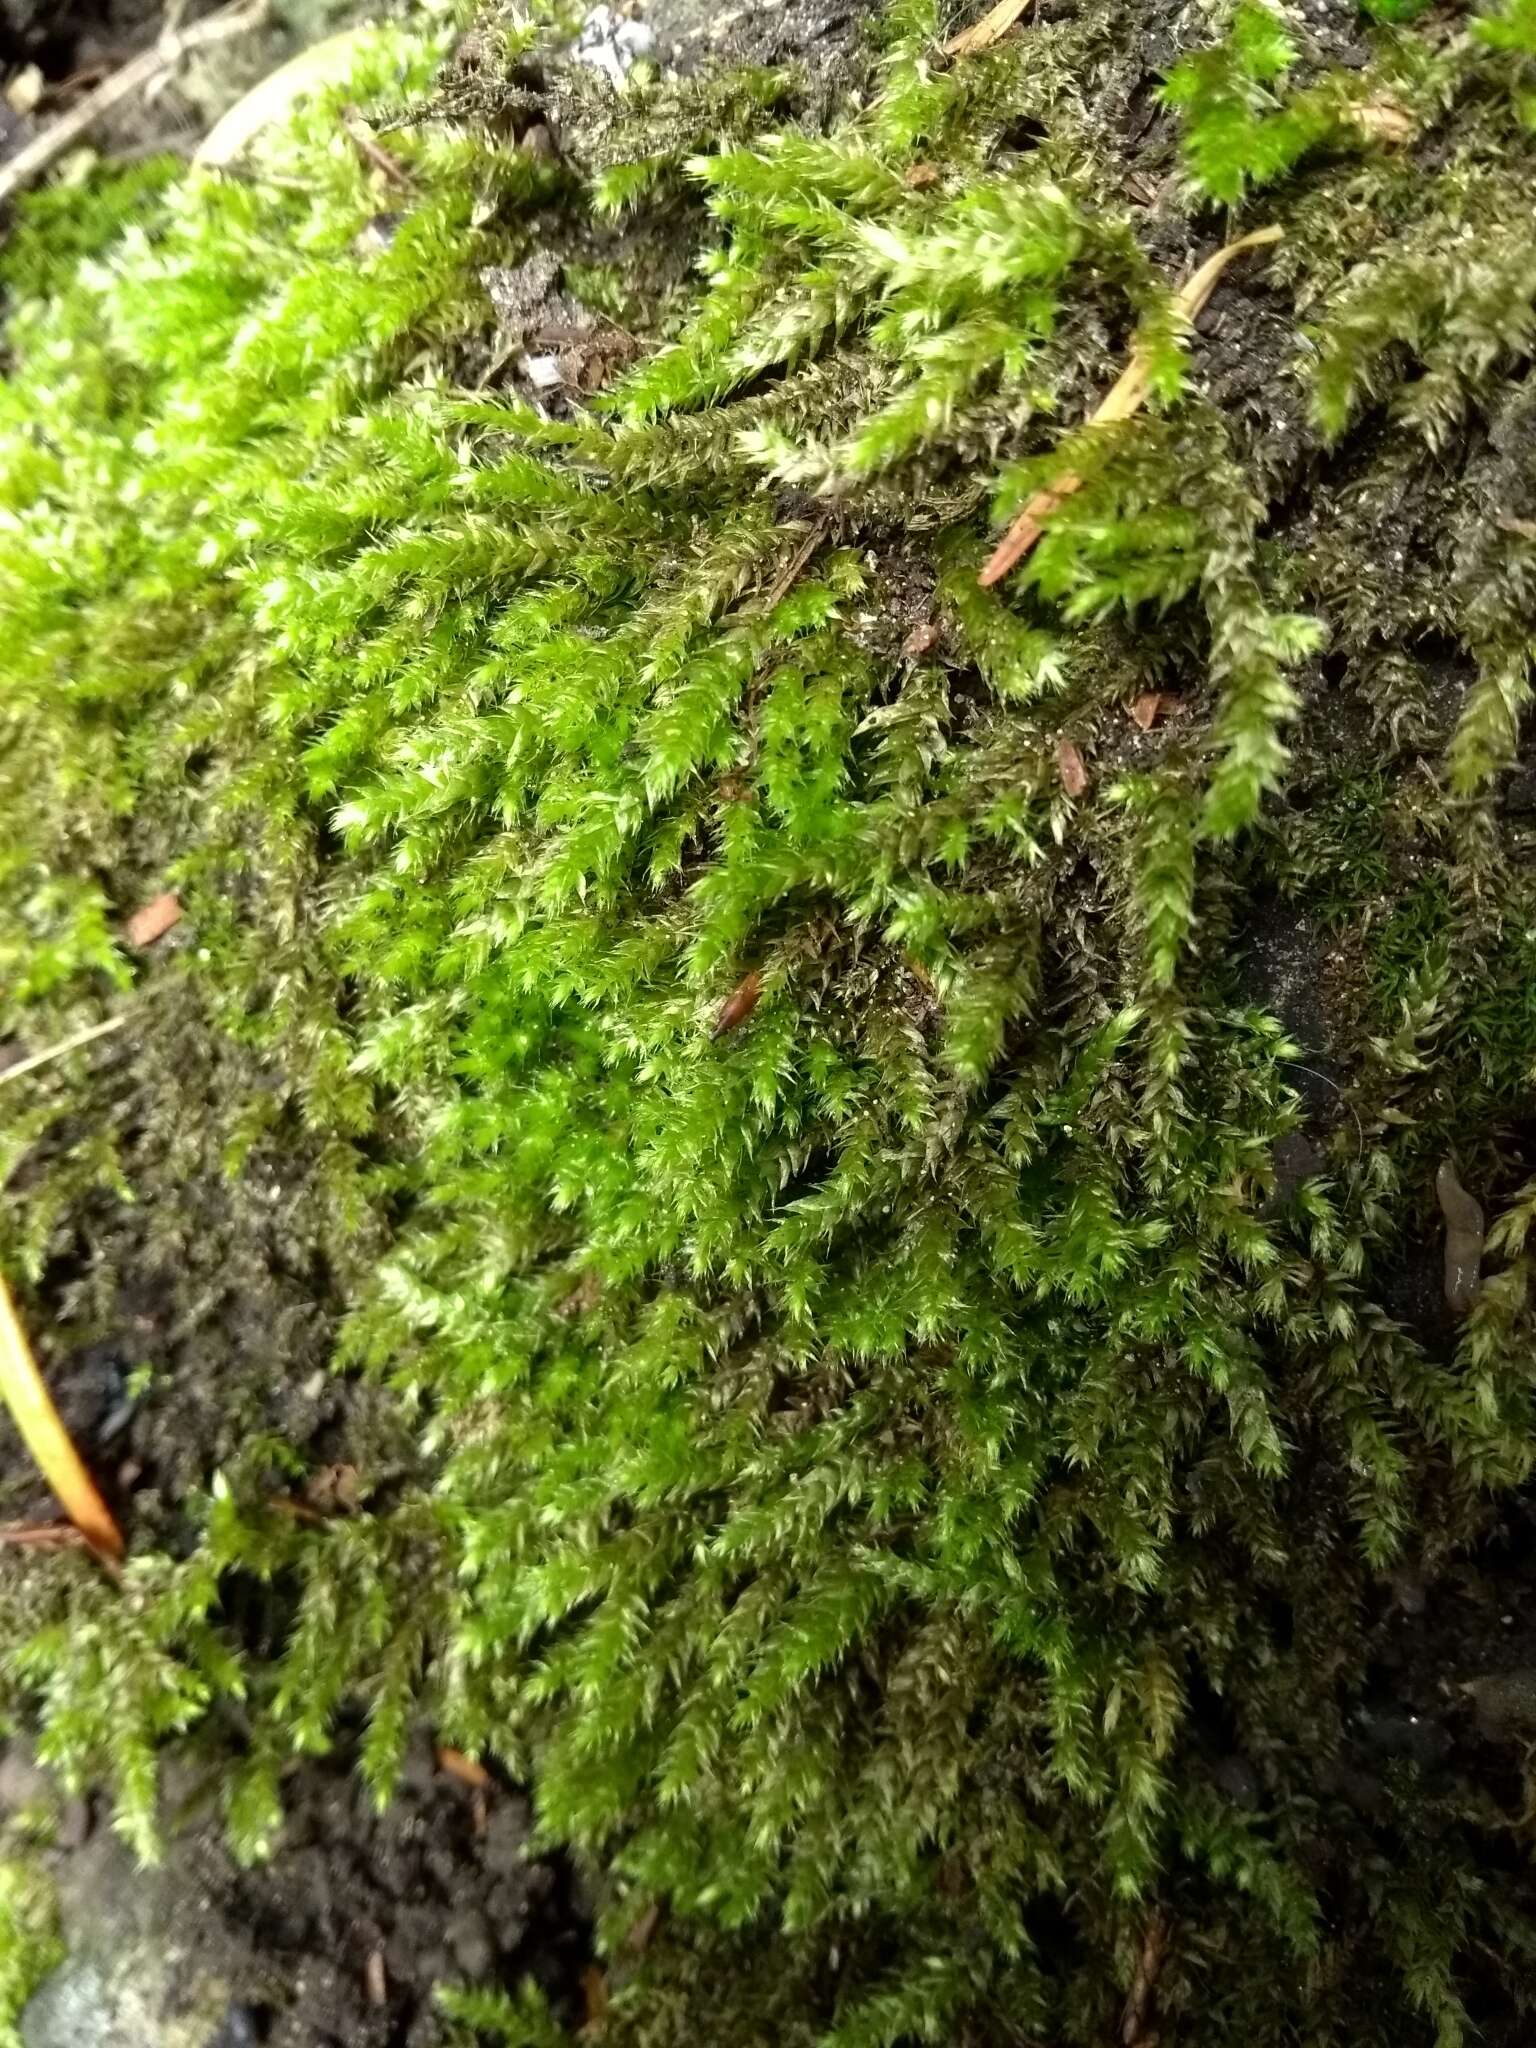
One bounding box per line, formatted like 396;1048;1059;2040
1345;1504;1536;2041
0;957;576;2048
0;0;405;174
185;1735;590;2048
2;1722;590;2048
0;0;162;83
0;978;589;2044
1;975;406;1536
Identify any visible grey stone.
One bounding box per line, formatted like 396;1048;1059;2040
571;6;657;85
0;1742;53;1816
21;1829;231;2048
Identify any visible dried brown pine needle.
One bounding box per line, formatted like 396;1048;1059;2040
945;0;1035;59
980;227;1282;588
0;1273;124;1564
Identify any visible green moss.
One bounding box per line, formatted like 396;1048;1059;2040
2;2;1536;2044
0;1857;62;2047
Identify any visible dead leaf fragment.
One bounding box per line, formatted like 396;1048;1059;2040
302;1461;361;1514
125;890;182;948
1056;739;1089;799
979;226;1282;587
1351;94;1414;146
1123;167;1165;208
1129;692;1173;731
365;1950;388;2008
437;1746;493;1791
944;0;1035;59
902;619;941;658
903;161;940;189
581;1964;610;2027
711;970;763;1039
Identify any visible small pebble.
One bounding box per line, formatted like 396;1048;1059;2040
571;6;656;85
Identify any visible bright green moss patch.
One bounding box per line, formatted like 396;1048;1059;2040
3;2;1536;2043
0;1858;61;2047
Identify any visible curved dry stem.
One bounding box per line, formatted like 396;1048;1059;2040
0;1272;124;1564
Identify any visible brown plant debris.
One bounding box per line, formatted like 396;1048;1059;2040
0;0;270;209
1056;739;1089;798
979;227;1283;588
1130;692;1174;730
902;618;942;657
944;0;1035;60
0;1272;125;1563
760;521;830;612
711;969;764;1038
343;104;413;188
125;890;183;947
437;1746;494;1791
1120;1909;1170;2047
0;1013;127;1091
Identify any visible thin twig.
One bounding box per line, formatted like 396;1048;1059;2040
0;1015;127;1092
342;103;413;189
0;0;270;210
978;226;1283;588
944;0;1035;59
0;1520;93;1552
760;520;830;612
1119;1909;1169;2047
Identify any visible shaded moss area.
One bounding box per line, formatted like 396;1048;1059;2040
3;2;1536;2044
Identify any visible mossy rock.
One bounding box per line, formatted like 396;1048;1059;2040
2;3;1536;2045
19;1852;232;2048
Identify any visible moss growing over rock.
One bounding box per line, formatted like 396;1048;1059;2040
3;2;1536;2043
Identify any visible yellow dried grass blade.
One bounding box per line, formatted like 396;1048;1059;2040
0;1271;124;1563
979;226;1283;587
